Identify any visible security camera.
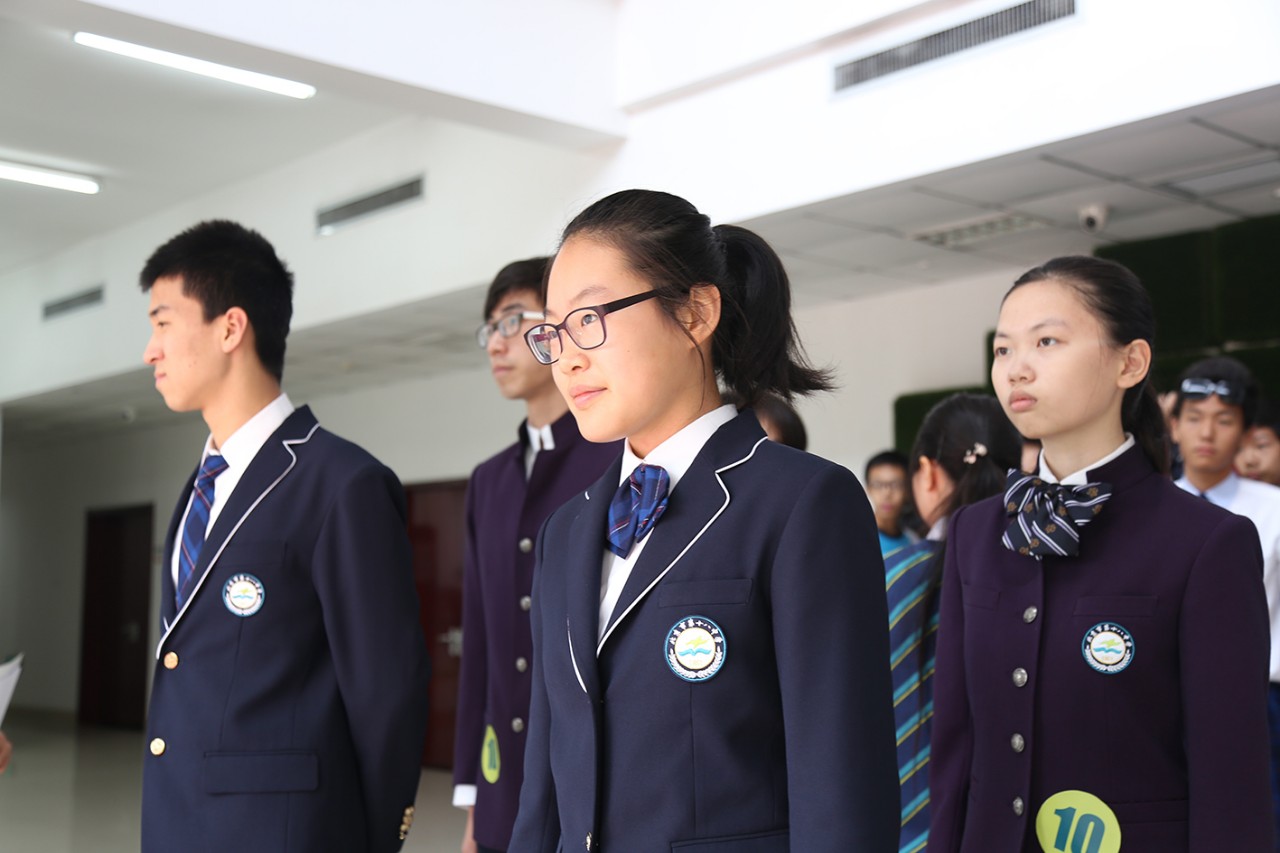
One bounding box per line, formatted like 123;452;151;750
1078;204;1109;234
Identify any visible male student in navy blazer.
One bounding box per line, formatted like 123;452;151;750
138;220;430;853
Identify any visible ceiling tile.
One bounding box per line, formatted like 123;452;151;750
1008;182;1179;228
916;157;1100;206
807;188;992;233
1197;103;1280;147
1050;120;1260;181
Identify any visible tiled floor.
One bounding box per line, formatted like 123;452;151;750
0;710;467;852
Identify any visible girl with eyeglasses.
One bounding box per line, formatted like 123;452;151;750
929;256;1272;852
509;189;899;852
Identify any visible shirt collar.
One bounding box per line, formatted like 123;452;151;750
618;404;738;492
1039;433;1134;486
1176;470;1240;506
926;516;949;542
203;393;295;471
526;421;556;453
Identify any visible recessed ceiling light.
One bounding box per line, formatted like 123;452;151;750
0;159;100;194
914;213;1046;249
73;32;316;100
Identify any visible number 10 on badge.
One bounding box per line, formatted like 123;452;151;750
1035;790;1120;853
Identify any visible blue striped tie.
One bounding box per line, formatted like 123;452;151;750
1001;469;1111;558
176;454;228;607
607;464;670;558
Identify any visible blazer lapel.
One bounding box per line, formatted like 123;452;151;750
156;407;320;656
160;472;196;631
597;413;767;653
563;459;620;697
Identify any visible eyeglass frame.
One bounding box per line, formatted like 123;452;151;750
476;310;546;349
523;291;658;365
1180;377;1245;406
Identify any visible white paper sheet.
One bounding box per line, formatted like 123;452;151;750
0;653;23;728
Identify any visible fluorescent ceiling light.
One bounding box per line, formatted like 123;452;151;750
0;160;100;194
73;32;316;100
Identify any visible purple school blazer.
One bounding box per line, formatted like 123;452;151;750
929;444;1273;852
452;412;619;851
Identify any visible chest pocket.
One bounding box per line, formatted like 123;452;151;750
658;579;753;607
1074;595;1158;616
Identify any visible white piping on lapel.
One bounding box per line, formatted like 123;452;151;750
567;617;588;694
595;435;768;656
155;423;321;658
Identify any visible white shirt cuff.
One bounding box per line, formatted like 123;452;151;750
453;784;477;808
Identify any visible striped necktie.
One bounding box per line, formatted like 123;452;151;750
607;464;670;558
176;454;229;607
1001;469;1112;559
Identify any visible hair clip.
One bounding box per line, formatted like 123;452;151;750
963;442;988;465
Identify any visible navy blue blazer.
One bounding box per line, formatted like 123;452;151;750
142;407;431;853
929;444;1273;852
509;411;900;853
453;412;620;849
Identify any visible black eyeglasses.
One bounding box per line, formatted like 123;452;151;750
476;310;544;348
1180;377;1245;406
524;291;658;365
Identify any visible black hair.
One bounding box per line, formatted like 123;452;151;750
1172;355;1260;427
865;449;909;481
483;257;551;320
1255;398;1280;437
909;393;1023;523
140;220;293;382
556;189;832;405
1005;256;1169;474
723;390;808;450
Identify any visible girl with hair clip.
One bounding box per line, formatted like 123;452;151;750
889;392;1022;853
929;256;1273;852
509;189;899;853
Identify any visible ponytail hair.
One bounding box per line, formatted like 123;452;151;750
909;392;1022;522
558;189;832;404
1005;256;1170;475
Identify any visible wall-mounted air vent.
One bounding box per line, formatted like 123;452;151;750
43;284;104;319
834;0;1075;91
316;175;424;236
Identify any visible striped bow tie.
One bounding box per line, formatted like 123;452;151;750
1001;470;1112;559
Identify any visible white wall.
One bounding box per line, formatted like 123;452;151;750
0;115;608;405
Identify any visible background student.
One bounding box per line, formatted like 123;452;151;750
1239;399;1280;486
867;450;920;555
509;188;899;852
929;256;1272;851
454;258;618;853
888;392;1021;853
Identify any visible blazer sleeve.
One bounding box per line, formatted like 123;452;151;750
1181;512;1274;848
770;465;899;852
452;477;486;796
928;505;974;852
311;463;431;853
508;523;561;853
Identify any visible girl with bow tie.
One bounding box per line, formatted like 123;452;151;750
928;256;1272;851
508;189;899;853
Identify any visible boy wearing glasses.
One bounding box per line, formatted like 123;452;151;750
1171;355;1280;841
454;258;619;853
864;450;919;556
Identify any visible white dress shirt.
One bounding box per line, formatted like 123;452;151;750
1037;434;1135;486
1177;470;1280;682
170;393;295;587
524;421;555;478
597;404;738;644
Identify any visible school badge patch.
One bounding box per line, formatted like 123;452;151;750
665;615;726;682
223;573;265;617
1081;622;1134;675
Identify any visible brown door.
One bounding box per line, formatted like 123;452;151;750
405;480;468;769
78;504;153;728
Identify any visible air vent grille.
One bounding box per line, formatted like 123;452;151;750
834;0;1075;91
43;284;104;319
317;176;424;235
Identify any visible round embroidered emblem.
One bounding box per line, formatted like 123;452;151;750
223;573;265;617
665;616;726;682
1081;622;1134;674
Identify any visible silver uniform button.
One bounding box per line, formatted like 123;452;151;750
1012;667;1028;688
515;656;528;673
518;537;533;554
520;595;532;612
1011;733;1025;753
1023;605;1038;623
585;832;593;851
512;717;525;733
1013;797;1025;816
